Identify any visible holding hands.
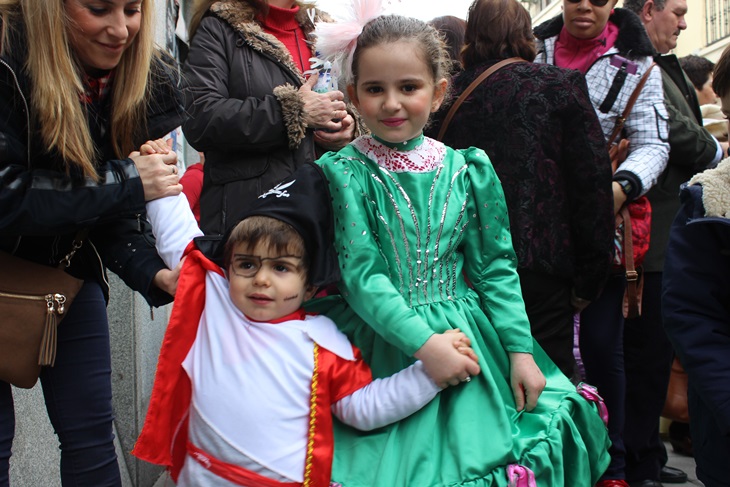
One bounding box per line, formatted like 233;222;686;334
130;138;182;202
415;328;481;389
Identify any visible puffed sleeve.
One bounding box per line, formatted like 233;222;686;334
459;147;533;353
318;153;435;357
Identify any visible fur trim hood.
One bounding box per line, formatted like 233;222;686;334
208;0;333;82
690;159;730;219
534;8;655;60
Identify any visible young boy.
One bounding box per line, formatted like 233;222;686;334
133;163;476;487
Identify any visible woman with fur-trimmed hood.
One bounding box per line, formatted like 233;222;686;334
183;0;360;236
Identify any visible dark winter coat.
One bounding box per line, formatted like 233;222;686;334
642;54;719;272
182;0;331;236
0;18;185;305
428;61;614;301
662;161;730;440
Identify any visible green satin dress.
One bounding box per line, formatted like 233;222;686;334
310;135;610;486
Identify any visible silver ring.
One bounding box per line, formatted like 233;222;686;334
461;376;471;383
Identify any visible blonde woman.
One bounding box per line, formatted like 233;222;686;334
0;0;185;484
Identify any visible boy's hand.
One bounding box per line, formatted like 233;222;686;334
444;328;479;366
509;352;546;412
414;332;481;389
138;137;172;156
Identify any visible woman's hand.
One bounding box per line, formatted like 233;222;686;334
414;331;481;389
509;352;546;412
299;73;348;131
314;113;356;151
129;150;182;201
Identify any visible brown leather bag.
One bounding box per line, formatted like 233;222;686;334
608;63;656;319
662;357;690;423
0;247;83;388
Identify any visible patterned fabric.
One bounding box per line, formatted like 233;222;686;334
535;9;670;199
81;72;113;104
351;135;446;173
429;61;614;301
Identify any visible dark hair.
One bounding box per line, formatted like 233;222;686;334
713;45;730;98
461;0;536;69
429;16;467;72
224;216;310;279
623;0;667;15
351;15;452;85
679;55;715;91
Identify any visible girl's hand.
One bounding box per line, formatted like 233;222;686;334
139;138;172;156
509;352;546;412
414;332;481;389
299;73;348;130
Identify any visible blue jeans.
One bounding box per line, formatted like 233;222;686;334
0;282;121;486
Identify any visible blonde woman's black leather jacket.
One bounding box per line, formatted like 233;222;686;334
0;22;185;305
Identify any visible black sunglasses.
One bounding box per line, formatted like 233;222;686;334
566;0;611;7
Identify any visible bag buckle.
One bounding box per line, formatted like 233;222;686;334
625;270;639;282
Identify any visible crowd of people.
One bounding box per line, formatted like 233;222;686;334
0;0;727;486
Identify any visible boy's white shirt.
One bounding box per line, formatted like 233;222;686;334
145;195;441;485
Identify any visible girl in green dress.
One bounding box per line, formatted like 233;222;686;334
310;9;611;487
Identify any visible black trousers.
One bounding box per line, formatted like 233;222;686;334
623;272;674;482
518;269;576;380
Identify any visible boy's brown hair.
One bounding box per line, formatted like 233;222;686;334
223;216;310;280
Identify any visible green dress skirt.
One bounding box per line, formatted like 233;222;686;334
309;135;610;486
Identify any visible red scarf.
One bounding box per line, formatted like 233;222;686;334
554;21;619;74
80;72;113;104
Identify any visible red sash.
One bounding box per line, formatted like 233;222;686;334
187;442;302;487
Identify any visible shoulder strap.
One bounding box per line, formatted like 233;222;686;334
436;57;525;142
607;62;657;146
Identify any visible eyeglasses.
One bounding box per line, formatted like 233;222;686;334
230;254;304;278
565;0;611;7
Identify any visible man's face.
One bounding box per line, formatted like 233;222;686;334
644;0;688;54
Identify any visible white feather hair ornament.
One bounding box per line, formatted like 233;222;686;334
312;0;397;85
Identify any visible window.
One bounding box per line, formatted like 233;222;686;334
707;0;730;44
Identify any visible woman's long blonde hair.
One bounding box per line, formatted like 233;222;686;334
0;0;157;179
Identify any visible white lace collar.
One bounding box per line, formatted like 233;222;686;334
351;135;447;173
